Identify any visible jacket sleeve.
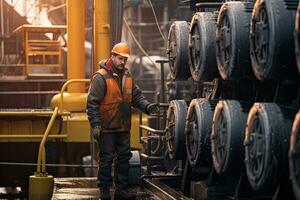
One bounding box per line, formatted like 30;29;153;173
132;82;151;114
86;73;106;127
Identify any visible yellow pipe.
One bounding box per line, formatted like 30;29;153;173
42;147;46;173
67;0;85;92
0;111;69;116
58;79;90;114
24;30;28;75
94;0;110;72
0;135;67;139
37;107;58;173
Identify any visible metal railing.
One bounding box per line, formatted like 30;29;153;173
0;79;89;139
138;60;171;176
58;79;90;114
36;107;59;174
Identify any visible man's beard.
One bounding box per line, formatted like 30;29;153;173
112;61;124;71
116;64;124;69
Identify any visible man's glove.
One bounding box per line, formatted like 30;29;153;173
91;125;102;140
146;103;160;115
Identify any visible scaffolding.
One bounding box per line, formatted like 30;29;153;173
13;24;66;78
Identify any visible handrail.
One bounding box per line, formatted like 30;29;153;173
59;79;90;114
0;110;69;117
0;135;67;139
139;125;165;134
42;146;46;173
36;107;58;174
0;161;98;168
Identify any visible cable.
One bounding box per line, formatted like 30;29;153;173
123;16;156;67
147;0;166;43
47;3;66;13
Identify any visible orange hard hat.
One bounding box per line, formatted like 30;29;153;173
111;42;131;58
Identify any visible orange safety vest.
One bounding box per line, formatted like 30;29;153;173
97;68;133;132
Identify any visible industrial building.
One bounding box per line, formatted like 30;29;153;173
0;0;299;199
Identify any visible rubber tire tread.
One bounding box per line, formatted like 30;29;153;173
189;12;218;82
216;2;252;80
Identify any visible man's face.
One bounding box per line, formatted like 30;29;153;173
111;54;128;71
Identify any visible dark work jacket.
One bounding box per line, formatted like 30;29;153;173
87;59;150;133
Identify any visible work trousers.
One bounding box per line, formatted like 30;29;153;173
97;132;132;189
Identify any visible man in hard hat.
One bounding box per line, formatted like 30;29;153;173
87;42;159;200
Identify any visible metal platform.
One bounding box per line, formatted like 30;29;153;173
52;177;99;200
52;177;151;200
52;177;191;200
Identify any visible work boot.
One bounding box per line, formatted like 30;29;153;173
114;188;136;200
100;187;110;200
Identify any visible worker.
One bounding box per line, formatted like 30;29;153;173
87;42;159;200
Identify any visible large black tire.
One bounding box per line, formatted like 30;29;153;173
167;21;191;81
189;12;218;82
289;111;300;200
185;98;217;168
216;2;253;80
250;0;298;81
211;100;248;175
295;3;300;75
165;100;188;160
244;103;292;193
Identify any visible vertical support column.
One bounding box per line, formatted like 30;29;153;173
163;1;168;46
139;111;143;143
24;30;28;76
67;0;85;92
0;0;4;63
159;62;165;104
94;0;110;72
146;137;152;176
137;4;142;44
156;93;161;130
157;59;168;128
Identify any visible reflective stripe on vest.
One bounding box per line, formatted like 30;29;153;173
97;68;133;132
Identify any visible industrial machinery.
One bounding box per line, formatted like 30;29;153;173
137;0;300;199
0;0;124;198
12;24;66;78
0;0;166;199
2;0;300;199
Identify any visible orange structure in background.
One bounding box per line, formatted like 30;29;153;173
13;24;66;78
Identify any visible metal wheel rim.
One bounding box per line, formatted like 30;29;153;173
246;113;266;181
166;107;175;155
190;19;201;72
150;136;162;155
218;14;231;69
215;111;228;166
168;27;177;75
251;6;269;68
187;108;199;162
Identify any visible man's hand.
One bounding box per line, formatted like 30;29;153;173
92;125;102;140
147;103;160;115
